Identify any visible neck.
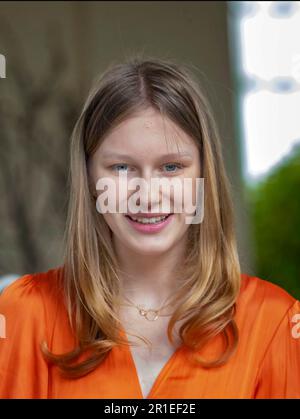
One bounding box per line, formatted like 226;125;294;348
113;235;188;308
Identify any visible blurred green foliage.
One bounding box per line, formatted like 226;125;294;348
247;143;300;300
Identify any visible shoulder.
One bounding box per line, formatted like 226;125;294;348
240;275;300;397
0;268;64;398
0;266;64;304
239;272;297;314
0;266;64;337
236;273;299;346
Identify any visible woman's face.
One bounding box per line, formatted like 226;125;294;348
88;107;201;256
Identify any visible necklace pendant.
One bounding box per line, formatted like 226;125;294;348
139;308;147;316
145;309;159;321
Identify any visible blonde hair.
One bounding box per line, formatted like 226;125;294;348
42;55;241;378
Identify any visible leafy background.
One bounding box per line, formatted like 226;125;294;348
247;143;300;300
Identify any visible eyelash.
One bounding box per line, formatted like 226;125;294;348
110;163;184;174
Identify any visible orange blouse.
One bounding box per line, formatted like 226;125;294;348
0;267;299;399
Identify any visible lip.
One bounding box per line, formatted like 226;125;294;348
124;213;174;234
126;213;172;218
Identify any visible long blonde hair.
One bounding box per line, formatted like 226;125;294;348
42;55;241;378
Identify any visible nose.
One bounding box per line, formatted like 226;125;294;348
129;169;165;214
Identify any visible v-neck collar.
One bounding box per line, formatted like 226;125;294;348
119;326;185;399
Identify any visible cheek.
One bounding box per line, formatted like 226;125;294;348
88;157;112;191
171;176;199;215
102;213;120;235
185;165;201;209
104;212;127;227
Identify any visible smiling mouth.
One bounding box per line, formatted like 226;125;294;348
124;213;173;224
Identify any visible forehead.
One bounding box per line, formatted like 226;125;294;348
97;108;197;158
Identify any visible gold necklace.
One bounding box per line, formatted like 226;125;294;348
121;294;174;321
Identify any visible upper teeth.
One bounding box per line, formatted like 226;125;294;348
129;215;168;224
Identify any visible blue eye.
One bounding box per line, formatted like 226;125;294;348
110;163;183;174
164;163;183;173
112;164;129;172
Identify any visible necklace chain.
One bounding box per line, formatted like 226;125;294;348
121;294;174;321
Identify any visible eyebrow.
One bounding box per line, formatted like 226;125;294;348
101;152;193;160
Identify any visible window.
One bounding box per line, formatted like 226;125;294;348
228;1;300;180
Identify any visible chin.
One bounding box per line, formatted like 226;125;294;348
126;239;175;256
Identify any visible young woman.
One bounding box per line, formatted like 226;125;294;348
0;57;299;399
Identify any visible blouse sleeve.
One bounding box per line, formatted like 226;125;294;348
0;274;49;398
254;299;300;398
